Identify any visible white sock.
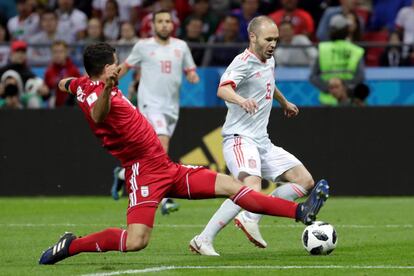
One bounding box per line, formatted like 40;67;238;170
243;183;308;222
118;168;125;181
199;199;242;241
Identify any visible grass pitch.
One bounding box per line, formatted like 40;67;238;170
1;197;413;276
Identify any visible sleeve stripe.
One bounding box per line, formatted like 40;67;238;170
219;80;236;89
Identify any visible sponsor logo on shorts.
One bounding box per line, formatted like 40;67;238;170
248;158;257;169
141;186;149;197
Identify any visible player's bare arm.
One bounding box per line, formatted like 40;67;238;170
217;84;258;114
273;86;299;118
117;63;129;79
58;77;77;93
91;67;120;123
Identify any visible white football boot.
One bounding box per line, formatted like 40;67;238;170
234;212;267;248
189;235;220;256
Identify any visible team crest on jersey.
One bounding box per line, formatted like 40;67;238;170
174;49;181;58
248;158;257;169
76;87;86;102
141;186;149;197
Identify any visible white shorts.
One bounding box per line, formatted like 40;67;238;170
142;112;177;137
223;135;302;182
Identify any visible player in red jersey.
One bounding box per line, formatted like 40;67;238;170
39;42;329;265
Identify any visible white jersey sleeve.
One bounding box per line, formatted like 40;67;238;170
182;42;196;71
219;56;249;88
125;41;143;67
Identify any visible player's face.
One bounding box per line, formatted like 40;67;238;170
252;23;279;61
153;13;173;40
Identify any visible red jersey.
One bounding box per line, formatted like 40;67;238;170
69;76;166;167
269;9;314;36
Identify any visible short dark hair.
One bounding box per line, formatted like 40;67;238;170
83;43;115;77
152;10;172;23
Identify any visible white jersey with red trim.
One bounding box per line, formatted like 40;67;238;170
125;37;196;120
219;49;276;144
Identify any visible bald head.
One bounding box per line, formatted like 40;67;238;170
247;16;279;62
247;16;277;37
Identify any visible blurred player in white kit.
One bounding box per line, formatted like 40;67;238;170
112;10;200;215
189;15;328;255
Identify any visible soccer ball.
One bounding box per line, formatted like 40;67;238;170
302;221;337;255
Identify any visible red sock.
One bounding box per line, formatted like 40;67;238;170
232;186;298;219
69;228;127;255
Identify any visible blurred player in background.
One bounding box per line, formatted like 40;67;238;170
190;16;325;256
38;42;329;265
111;10;200;215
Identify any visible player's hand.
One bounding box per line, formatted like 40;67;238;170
186;71;199;84
240;98;258;115
106;67;121;88
283;101;299;118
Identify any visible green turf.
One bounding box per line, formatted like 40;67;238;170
1;197;414;276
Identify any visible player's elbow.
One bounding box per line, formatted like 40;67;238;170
58;80;66;91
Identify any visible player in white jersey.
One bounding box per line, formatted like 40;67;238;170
111;10;200;214
189;16;327;256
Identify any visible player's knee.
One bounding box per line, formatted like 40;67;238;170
126;235;149;251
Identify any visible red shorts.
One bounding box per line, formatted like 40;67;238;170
124;159;217;227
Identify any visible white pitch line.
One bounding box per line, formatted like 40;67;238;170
80;265;414;276
0;223;413;228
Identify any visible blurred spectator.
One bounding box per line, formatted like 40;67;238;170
0;24;10;67
352;82;370;107
298;0;330;27
0;41;50;108
28;9;67;66
117;22;139;62
82;18;105;44
395;1;414;58
380;31;412;67
102;0;121;41
269;0;314;37
231;0;260;41
369;0;411;31
56;0;88;42
174;0;192;22
0;70;23;109
274;20;317;67
7;0;40;41
316;0;366;41
346;11;362;42
310;14;365;106
0;41;35;85
181;16;205;66
44;40;81;107
92;0;141;25
140;0;180;38
182;0;219;41
209;0;231;19
202;15;244;66
327;78;352;106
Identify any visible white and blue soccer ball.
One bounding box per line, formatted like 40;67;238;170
302;221;337;255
